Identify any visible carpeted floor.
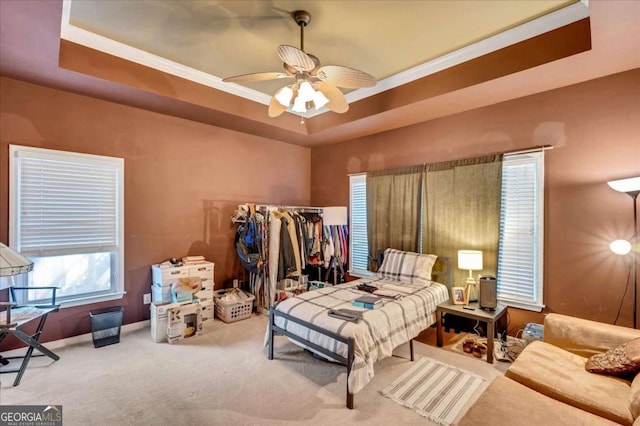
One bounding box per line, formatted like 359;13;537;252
0;313;506;425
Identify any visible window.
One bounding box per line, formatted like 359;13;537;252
9;145;125;307
349;153;544;304
349;174;371;277
497;152;545;311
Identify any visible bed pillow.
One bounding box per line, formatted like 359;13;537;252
376;248;437;286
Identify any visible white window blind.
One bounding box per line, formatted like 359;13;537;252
349;174;371;276
497;152;544;311
10;145;125;306
17;157;119;256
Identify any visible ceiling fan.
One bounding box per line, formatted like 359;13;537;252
222;10;376;118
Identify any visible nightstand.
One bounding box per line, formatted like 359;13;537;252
436;301;507;363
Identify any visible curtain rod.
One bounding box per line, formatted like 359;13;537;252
503;145;554;156
347;145;554;176
237;203;324;211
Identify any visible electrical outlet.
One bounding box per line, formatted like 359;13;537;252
143;293;151;305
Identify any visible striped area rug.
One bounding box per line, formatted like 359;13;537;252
380;357;486;425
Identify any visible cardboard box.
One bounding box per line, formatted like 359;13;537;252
189;263;214;284
166;303;202;344
151;261;215;303
152;265;188;286
199;298;214;308
199;302;214;320
200;315;214;330
151;300;192;343
194;284;214;304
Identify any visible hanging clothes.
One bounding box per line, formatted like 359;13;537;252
281;211;302;277
323;225;334;268
301;212;323;266
278;217;297;280
268;210;282;307
233;204;337;309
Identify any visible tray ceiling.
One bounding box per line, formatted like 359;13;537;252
3;1;639;146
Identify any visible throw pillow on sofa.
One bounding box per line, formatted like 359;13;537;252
585;337;640;377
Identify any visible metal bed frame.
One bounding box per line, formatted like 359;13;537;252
267;256;450;409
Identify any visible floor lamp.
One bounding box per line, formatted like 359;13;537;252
608;176;640;329
322;206;348;285
0;242;34;365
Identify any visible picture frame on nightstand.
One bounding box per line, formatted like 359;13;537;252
451;286;467;305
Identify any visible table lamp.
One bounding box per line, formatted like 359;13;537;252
323;207;348;285
0;242;34;277
458;250;483;303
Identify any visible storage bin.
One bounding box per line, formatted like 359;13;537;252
89;306;124;348
213;289;254;323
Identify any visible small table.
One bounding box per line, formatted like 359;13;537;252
436;301;507;364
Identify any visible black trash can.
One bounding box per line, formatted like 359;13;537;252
89;306;124;348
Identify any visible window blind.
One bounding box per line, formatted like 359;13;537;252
349;174;369;275
13;149;122;257
497;152;544;311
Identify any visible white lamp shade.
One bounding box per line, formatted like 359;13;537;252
610;239;632;255
323;206;348;226
312;89;330;110
607;176;640;193
291;96;307;113
298;81;316;102
274;86;294;107
0;242;34;277
458;250;483;270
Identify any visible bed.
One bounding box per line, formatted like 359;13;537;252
266;250;451;409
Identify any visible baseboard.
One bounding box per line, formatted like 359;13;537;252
2;320;150;356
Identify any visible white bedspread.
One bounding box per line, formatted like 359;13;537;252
266;278;449;394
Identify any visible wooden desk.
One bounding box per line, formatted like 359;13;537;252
0;305;60;386
436;302;507;364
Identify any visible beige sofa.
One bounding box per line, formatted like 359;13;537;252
457;313;640;426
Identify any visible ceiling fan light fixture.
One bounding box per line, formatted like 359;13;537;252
222;10;375;118
292;96;308;113
297;81;316;102
312;89;329;110
275;86;294;107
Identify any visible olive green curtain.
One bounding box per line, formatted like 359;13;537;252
422;155;503;289
366;165;424;270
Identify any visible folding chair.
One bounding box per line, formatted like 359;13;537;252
0;286;60;386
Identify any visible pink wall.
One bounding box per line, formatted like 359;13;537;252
0;77;310;345
311;69;640;329
1;69;639;346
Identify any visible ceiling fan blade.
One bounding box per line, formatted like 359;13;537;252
222;72;291;83
277;45;315;72
316;65;376;89
268;95;287;117
316;82;348;113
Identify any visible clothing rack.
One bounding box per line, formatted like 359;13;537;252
233;204;335;311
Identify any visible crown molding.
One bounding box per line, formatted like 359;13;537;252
61;0;589;119
60;0;272;106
